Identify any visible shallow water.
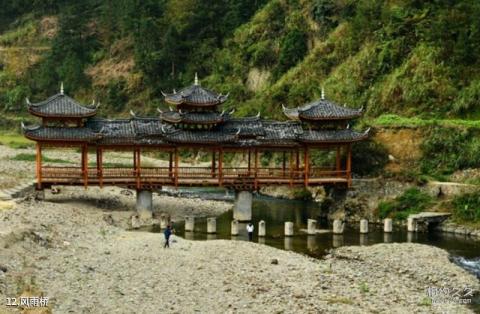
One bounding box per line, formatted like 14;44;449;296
154;188;480;279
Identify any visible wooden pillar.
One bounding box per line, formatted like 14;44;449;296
82;144;88;188
97;147;103;188
211;150;216;178
247;149;251;175
174;147;179;187
36;143;42;189
218;148;223;186
168;151;173;178
289;151;294;187
346;144;352;187
336;146;341;177
135;148;141;189
304;146;309;187
254;149;259;190
282;151;286;177
295;149;300;171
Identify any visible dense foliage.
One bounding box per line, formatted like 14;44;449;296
420;127;480;177
378;188;433;220
1;0;480;118
451;192;480;223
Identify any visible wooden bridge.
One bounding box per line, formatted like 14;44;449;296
39;165;350;190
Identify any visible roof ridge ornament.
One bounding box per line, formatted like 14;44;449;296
26;97;31;105
60;82;64;95
161;91;167;97
194;72;199;85
321;87;325;100
235;128;241;136
129;110;136;118
229;108;235;115
256;111;261;118
157;108;164;114
346;124;350;129
364;127;371;135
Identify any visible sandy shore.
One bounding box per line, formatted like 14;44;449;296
0;189;479;314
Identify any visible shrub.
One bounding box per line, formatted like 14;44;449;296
378;188;433;220
451;192;480;223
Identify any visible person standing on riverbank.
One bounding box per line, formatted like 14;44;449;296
164;225;173;248
246;223;254;241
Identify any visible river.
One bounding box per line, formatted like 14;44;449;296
152;188;480;280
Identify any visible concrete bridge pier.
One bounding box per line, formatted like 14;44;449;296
136;190;153;219
234;191;253;221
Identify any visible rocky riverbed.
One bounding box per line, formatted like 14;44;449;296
0;189;479;313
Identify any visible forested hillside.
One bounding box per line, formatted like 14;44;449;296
1;0;479;120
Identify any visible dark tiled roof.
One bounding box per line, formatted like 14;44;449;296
23;125;100;141
283;99;362;121
27;93;97;118
24;116;369;146
220;116;264;137
160;111;227;124
163;84;228;106
162;129;238;144
299;129;369;143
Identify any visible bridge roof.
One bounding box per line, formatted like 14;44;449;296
283;99;362;121
27;93;98;118
23;116;369;146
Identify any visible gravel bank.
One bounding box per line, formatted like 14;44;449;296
0;193;479;313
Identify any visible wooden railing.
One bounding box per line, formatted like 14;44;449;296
40;166;349;186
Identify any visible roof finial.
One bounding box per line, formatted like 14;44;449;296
60;82;64;95
194;72;199;85
321;86;325;100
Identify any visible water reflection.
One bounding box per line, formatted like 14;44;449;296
207;234;217;240
359;234;368;246
332;235;344;248
383;233;392;243
284;237;293;251
307;235;318;252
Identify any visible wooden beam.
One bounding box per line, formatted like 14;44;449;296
36;143;42;189
169;151;173;178
346;144;352;187
218;148;223;187
211;150;216;178
82;144;88;188
136;148;141;189
289;151;294;187
97;147;103;188
254;149;259;190
295;149;300;171
304;146;309;187
174;147;179;188
336;146;341;177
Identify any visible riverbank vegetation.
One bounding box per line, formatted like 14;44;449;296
378;188;433;220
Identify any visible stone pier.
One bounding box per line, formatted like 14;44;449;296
285;222;294;236
258;220;266;237
333;219;344;234
231;220;239;236
307;219;317;235
160;214;169;228
360;219;369;234
234;191;253;221
185;216;195;232
384;218;393;233
136;190;153;219
407;217;417;232
207;218;216;234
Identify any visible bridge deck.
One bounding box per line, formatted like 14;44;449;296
39;166;350;188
